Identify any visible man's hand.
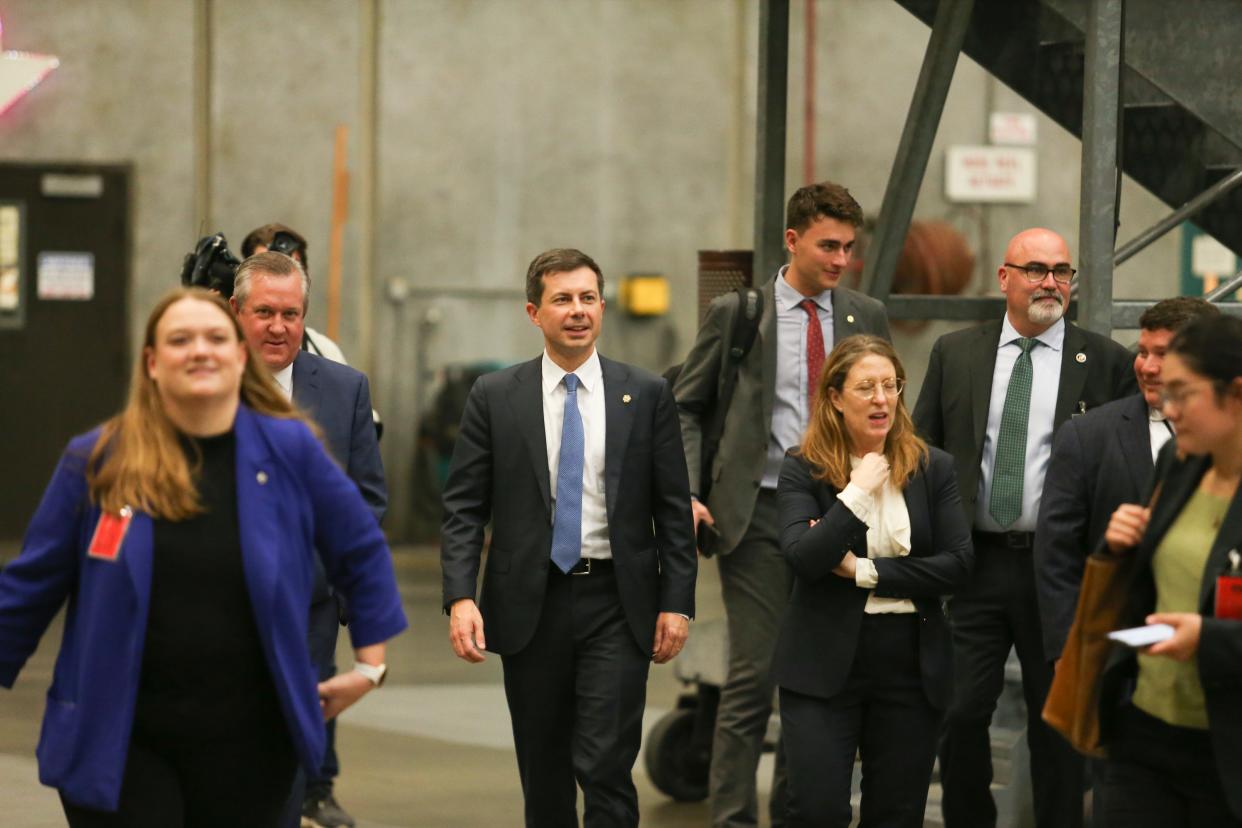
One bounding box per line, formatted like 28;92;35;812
318;671;373;721
1104;503;1150;553
691;499;714;532
652;612;690;664
1144;612;1202;661
832;550;859;580
449;598;487;663
849;452;890;495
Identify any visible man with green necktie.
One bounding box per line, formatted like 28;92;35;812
913;228;1136;828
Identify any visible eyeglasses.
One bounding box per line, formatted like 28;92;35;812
1004;262;1077;284
846;378;904;400
1159;381;1216;409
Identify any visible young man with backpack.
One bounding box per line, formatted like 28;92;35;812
673;181;890;827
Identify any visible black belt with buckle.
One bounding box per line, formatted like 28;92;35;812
565;558;614;576
973;530;1035;551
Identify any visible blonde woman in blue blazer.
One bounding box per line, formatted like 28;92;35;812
0;288;407;825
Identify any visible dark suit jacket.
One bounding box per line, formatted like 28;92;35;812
1100;441;1242;819
0;407;407;811
440;354;697;656
912;318;1138;526
1035;393;1156;660
771;448;973;709
292;350;387;523
674;276;890;555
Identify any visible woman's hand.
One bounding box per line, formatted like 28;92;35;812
318;670;374;721
1104;503;1150;553
849;452;890;495
1144;612;1202;661
832;551;858;579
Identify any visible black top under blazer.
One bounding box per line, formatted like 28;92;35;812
1100;441;1242;819
771;448;974;710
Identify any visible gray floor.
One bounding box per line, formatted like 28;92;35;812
0;546;779;827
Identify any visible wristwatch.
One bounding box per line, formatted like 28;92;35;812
353;661;388;687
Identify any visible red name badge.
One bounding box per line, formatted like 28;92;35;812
88;507;133;562
1216;550;1242;621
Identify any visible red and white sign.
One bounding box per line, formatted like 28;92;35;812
945;146;1037;204
989;112;1038;146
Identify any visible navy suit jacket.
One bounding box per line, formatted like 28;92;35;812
772;449;974;710
292;350;387;523
1034;393;1156;660
440;354;697;656
0;406;407;811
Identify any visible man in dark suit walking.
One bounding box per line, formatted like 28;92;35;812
674;181;889;827
913;228;1137;828
1036;296;1218;662
231;251;387;828
441;248;697;828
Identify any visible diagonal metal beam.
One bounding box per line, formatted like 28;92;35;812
860;0;974;301
753;0;791;285
1077;0;1125;336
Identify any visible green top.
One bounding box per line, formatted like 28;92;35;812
1132;488;1230;730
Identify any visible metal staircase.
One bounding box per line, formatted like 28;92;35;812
894;0;1242;263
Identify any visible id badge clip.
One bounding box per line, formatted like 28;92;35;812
1215;549;1242;621
88;506;133;562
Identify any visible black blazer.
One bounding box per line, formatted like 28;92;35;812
771;448;974;710
1035;393;1155;660
912;319;1138;525
1100;441;1242;819
440;354;697;656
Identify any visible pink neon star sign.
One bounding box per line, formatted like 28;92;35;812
0;17;59;117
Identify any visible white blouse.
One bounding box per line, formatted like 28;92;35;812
835;456;918;614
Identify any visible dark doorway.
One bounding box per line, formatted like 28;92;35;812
0;162;131;542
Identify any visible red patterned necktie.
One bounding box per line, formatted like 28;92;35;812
800;299;825;402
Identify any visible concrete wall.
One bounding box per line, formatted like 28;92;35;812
0;0;1185;535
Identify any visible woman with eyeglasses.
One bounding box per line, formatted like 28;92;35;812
0;288;406;826
1101;313;1242;827
772;335;973;827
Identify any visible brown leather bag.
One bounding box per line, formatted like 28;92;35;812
1042;484;1161;757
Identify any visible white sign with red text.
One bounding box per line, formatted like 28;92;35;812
945;146;1037;204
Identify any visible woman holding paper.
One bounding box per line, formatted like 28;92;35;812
772;335;973;827
0;288;407;826
1102;313;1242;827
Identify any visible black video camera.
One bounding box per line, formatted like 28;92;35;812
179;232;242;298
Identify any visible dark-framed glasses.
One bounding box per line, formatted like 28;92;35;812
1005;262;1076;284
847;378;905;400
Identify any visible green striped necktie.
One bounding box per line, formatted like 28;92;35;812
989;337;1036;528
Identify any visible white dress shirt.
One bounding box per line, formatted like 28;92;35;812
766;267;835;489
976;316;1065;533
1150;408;1174;462
542;350;611;560
273;363;294;400
837;457;917;614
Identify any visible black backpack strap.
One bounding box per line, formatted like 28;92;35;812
700;287;764;499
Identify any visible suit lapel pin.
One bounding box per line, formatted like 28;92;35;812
846;314;855;324
622;394;632;404
1075;352;1087;363
256;471;269;485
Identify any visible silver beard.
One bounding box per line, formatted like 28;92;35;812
1028;292;1065;326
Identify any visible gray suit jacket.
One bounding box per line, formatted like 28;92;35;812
912;318;1138;528
673;275;890;555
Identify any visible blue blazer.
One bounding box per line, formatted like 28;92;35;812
0;405;408;811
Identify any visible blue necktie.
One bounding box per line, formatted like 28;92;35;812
550;373;584;573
